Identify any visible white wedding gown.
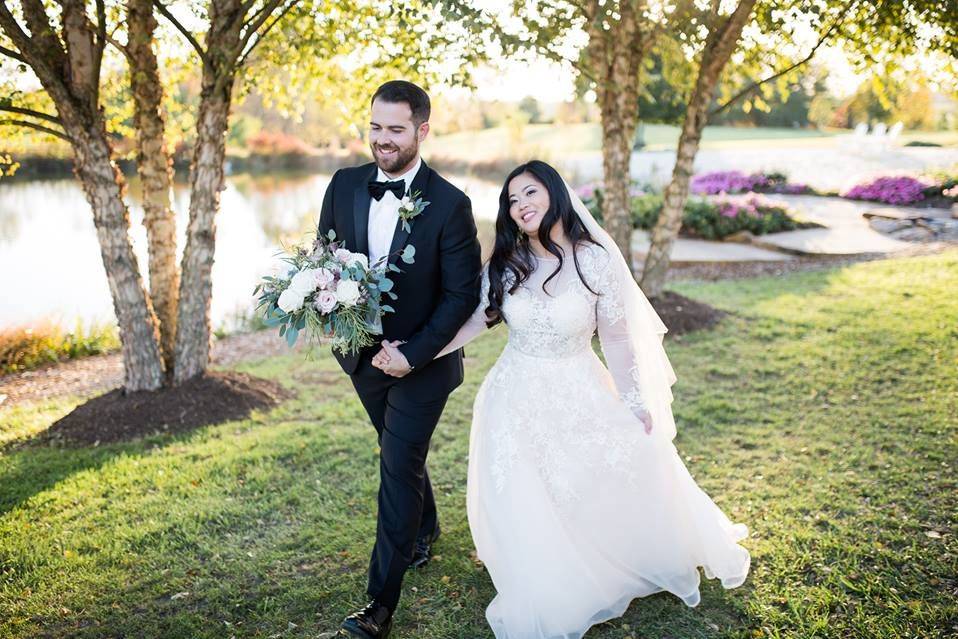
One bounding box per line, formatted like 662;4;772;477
440;243;750;639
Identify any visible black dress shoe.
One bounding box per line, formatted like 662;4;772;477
409;525;441;569
340;600;392;639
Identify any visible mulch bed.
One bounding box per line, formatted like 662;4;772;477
38;370;294;447
649;290;726;336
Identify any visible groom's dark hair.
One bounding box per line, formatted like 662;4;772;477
371;80;431;125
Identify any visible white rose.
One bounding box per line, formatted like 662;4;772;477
347;251;369;270
277;288;305;313
288;268;319;296
334;248;353;264
334;279;362;306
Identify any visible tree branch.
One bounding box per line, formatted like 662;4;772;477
0;4;37;61
153;0;209;64
102;30;131;61
92;0;106;104
709;7;848;117
0;118;71;140
19;0;67;66
236;0;296;68
0;44;25;63
235;0;283;60
0;104;62;124
94;0;106;58
0;3;74;115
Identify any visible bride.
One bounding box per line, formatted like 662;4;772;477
375;160;750;638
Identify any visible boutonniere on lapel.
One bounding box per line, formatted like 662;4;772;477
397;190;430;233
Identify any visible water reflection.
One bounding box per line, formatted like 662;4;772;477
0;171;500;330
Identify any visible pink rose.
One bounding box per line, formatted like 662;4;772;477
334;248;352;264
316;267;335;289
315;290;338;314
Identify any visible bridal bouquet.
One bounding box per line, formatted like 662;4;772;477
254;230;415;356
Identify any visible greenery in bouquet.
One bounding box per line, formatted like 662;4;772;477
253;230;415;356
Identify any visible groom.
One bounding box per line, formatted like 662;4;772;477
318;80;482;638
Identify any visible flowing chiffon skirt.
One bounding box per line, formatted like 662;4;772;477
466;344;750;639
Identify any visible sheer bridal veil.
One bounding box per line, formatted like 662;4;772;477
563;179;680;442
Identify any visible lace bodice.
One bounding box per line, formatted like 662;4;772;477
439;242;648;416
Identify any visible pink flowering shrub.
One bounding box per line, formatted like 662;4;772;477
842;176;931;205
578;182;816;240
691;170;809;195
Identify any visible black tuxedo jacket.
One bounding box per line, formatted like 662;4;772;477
318;159;482;393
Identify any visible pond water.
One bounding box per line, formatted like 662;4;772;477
0;172;501;330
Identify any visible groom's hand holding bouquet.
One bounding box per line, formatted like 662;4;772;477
253;230;415;356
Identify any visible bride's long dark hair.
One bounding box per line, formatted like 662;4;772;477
485;160;600;328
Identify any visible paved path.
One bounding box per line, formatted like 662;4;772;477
630;229;794;262
752;194;914;255
629;194;916;262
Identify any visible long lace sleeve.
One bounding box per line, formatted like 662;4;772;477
593;250;649;419
435;264;493;359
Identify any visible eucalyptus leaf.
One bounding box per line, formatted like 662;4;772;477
286;325;299;347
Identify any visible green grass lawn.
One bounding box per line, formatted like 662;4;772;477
426;122;958;161
1;250;956;638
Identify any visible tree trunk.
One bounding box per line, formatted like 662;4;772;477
585;0;649;276
173;1;244;384
599;98;638;271
640;0;758;298
128;0;179;381
72;124;165;391
640;91;709;298
0;2;165;392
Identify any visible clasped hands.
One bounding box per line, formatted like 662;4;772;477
371;339;412;377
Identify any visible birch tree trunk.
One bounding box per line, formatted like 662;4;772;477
73;127;166;391
127;0;179;380
597;84;639;271
640;0;758;298
0;1;165;391
173;1;245;383
585;0;654;275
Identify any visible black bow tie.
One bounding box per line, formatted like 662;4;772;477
367;179;405;201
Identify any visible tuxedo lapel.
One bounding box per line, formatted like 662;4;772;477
351;165;377;256
387;160;432;266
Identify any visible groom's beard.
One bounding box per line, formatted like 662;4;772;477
372;141;418;175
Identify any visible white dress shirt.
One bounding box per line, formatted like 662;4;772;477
367;156;421;338
367;156;422;269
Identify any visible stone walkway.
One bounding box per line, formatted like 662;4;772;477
751;194;915;256
630;229;794;262
628;194;921;261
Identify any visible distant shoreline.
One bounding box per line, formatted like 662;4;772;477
0;149;527;184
